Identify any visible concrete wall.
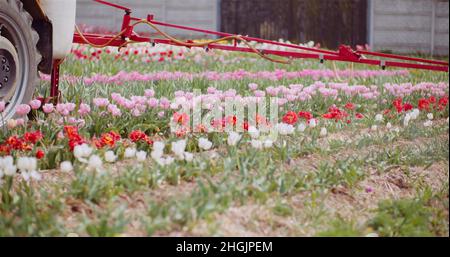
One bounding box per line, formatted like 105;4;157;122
369;0;449;56
76;0;219;38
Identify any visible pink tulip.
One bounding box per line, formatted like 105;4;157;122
56;104;69;116
40;69;410;85
266;87;279;96
16;118;25;126
42;104;54;114
108;104;122;117
224;89;237;98
131;96;147;105
254;90;266;97
248;83;258;91
29;99;42;110
136;103;147;112
16;104;31;116
66;103;76;112
174;90;184;98
68;117;77;124
77;118;86;128
207;87;217;94
159;97;170;109
147;98;159;108
123;99;135;110
78;103;91;116
144;89;155;98
93;98;109;107
111;93;123;102
132;108;142;117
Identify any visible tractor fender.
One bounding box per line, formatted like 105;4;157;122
39;0;76;60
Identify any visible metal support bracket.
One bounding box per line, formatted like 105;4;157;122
50;60;61;104
319;54;324;64
380;60;386;70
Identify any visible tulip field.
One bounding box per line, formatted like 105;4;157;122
0;42;449;237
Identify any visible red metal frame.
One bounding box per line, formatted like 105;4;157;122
50;0;449;102
50;59;61;104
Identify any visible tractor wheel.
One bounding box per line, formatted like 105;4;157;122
0;0;41;126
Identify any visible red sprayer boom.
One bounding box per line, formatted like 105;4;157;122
50;0;450;102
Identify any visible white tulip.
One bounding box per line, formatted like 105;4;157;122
297;123;307;132
164;156;175;166
0;156;16;177
319;127;328;137
276;123;295;135
87;155;103;172
171;140;187;158
60;161;73;173
263;140;274;148
4;165;16;176
410;109;420;120
427;113;434;120
375;114;383;122
423;120;433;127
184;152;194;162
151;150;164;160
7;119;17;129
403;114;411;127
153;141;165;152
251;139;263;149
155;157;165;166
198;137;213;151
248;126;260;139
74;144;93;162
227;132;242;146
104;151;117;163
136;151;147;162
0;156;14;169
124;147;137;158
17;157;37;172
19;165;41;181
21;171;30;181
30;170;42;181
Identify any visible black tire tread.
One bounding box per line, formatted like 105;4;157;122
9;0;42;79
1;0;42;118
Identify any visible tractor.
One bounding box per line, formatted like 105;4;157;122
0;0;75;123
0;0;448;126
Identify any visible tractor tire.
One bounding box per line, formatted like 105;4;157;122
0;0;41;126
